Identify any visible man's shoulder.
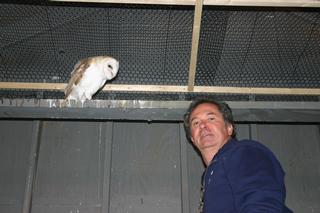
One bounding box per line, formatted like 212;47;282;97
226;139;274;157
222;139;283;173
234;139;269;150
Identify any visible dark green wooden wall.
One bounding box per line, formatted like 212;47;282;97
0;120;319;213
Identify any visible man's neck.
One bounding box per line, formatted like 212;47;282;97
202;149;218;166
202;138;231;166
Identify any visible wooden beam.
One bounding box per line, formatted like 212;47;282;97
204;0;320;7
49;0;320;7
188;0;203;92
193;86;320;95
1;82;320;95
0;82;66;90
103;84;188;92
104;85;320;95
51;0;197;4
1;99;320;122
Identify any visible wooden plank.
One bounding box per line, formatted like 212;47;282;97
192;86;320;95
22;121;41;213
203;0;320;7
101;122;114;213
110;122;182;212
49;0;320;7
179;123;190;213
31;121;103;212
1;99;320;122
0;82;319;95
255;124;320;212
50;0;197;5
103;84;189;92
188;0;203;92
0;121;34;213
0;82;66;90
103;85;320;95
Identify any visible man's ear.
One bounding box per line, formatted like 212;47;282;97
190;136;195;143
227;124;233;136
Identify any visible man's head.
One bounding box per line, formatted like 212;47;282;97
184;99;236;152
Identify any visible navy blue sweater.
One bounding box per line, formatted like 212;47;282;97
203;139;293;212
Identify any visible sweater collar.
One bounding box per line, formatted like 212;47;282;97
213;138;238;160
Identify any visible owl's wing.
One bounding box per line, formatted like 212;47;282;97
64;58;92;99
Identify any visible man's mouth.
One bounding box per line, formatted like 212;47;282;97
200;132;213;139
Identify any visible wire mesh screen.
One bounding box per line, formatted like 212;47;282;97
0;3;193;85
196;7;320;88
0;2;319;101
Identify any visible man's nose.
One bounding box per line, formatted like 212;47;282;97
199;120;207;129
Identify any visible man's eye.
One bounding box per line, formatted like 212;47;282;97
208;117;214;121
192;121;199;127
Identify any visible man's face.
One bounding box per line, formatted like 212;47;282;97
189;103;233;152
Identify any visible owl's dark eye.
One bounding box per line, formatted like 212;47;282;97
108;65;113;69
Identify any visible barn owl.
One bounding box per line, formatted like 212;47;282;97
63;56;119;106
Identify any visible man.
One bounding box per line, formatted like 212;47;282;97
184;99;293;212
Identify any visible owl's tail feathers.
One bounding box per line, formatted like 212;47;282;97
60;95;72;108
60;84;69;107
60;98;69;108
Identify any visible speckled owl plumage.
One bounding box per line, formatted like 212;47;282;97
64;56;119;103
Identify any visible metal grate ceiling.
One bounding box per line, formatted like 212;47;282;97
0;1;319;102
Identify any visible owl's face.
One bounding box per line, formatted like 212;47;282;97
103;58;119;80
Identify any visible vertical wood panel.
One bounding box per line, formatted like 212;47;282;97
234;124;251;140
22;121;41;213
185;132;205;213
0;120;34;213
101;122;113;213
255;124;320;213
179;123;189;213
32;121;105;213
110;122;182;213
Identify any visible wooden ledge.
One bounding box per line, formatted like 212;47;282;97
49;0;320;7
0;82;319;95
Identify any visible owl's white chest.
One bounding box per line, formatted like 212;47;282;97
79;64;107;88
69;64;107;101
